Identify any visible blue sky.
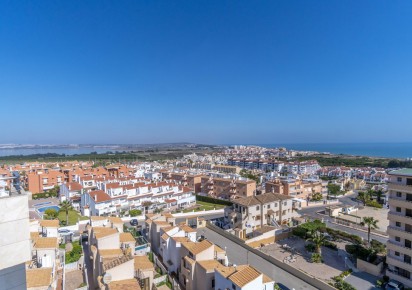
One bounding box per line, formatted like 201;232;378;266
1;1;412;144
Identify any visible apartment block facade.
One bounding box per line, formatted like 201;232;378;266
387;169;412;287
200;176;256;199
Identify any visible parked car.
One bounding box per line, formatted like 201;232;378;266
58;229;73;235
385;280;405;290
130;219;138;226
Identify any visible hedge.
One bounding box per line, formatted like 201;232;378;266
32;191;58;199
195;195;233;206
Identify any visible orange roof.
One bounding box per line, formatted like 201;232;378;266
40;219;59;228
120;232;135;243
89;190;111;203
26;268;52;288
34;237;58;249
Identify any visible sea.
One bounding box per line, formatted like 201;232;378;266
0;143;411;159
261;143;412;159
0;148;120;157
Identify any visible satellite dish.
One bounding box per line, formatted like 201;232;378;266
103;273;112;284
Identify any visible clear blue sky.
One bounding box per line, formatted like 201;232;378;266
1;1;412;144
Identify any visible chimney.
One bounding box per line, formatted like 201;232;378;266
94;194;97;202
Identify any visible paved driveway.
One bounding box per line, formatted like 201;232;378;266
345;271;379;290
198;227;316;290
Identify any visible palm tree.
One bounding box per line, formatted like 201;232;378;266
307;231;327;254
59;201;72;226
357;191;370;206
360;216;378;244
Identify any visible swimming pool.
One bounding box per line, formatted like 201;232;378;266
37;205;60;213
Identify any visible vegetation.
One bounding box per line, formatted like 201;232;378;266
311;253;322;263
327;183;344;197
296;155;391;168
65;243;82;263
310;192;323;201
357;190;384;208
332;270;355;290
345;241;385;264
360;217;379;244
32;185;60;199
307;231;327;254
129;209;142;217
239;169;260;184
44;208;58;219
57;209;88;226
59;201;73;226
195;194;233;206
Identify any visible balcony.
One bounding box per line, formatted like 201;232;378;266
387;255;412;270
388;240;412;253
388;183;412;192
388;226;412;240
389;212;412;224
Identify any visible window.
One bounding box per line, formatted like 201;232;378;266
212;279;215;288
397;192;402;197
267;204;271;209
395;251;400;256
396;207;402;213
397;177;402;182
405;255;411;264
396;222;401;227
406;239;411;249
396;236;401;242
283;202;287;206
232;283;236;290
256;206;260;211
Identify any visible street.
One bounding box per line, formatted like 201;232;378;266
297;194;388;244
198;227;316;290
82;240;95;290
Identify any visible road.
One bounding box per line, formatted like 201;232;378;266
82;240;95;290
198;227;316;290
297;194;388;244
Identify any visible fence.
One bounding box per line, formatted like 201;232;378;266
206;222;336;290
65;261;80;272
153;274;167;285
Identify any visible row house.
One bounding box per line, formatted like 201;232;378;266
87;218;156;290
161;171;203;193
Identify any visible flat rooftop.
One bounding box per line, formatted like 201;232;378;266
389;169;412;177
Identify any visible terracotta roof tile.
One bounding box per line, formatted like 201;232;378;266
134;255;155;271
26;268;52;288
34;237;58;249
40;219;59;228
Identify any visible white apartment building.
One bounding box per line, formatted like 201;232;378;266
387;169;412;287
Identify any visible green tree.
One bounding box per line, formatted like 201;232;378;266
306;231;327;254
357;191;370;206
327;183;341;196
301;220;326;238
360;217;378;244
44;208;58;219
59;201;73;226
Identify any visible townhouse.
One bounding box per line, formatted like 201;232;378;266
265;178;325;200
87;216;156;290
224;193;296;239
214;264;274;290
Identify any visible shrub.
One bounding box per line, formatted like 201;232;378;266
65;243;82;263
311;253;322;263
370;239;386;253
196;195;232;206
324;241;338;250
129;209;142;217
44;209;58;219
292;227;307;238
305;243;316;252
366;200;383;209
324;228;363;244
345;244;374;261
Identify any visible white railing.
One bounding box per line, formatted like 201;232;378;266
153;274;167;285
